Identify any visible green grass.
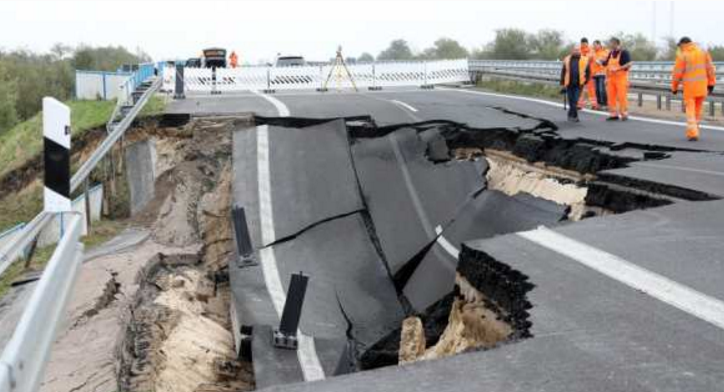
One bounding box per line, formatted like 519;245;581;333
0;95;165;232
0;220;127;300
476;79;563;101
0;95;166;182
140;95;167;117
0;100;116;181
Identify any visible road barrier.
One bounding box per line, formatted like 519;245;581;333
468;59;724;84
0;214;84;392
165;59;469;93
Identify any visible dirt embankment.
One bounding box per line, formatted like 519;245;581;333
39;117;254;392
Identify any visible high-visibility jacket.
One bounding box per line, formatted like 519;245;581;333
229;52;239;68
562;55;590;87
672;42;716;99
591;48;609;76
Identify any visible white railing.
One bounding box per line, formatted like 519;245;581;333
177;59;469;92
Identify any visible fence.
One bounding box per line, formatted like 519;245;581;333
164;59;470;92
75;70;132;100
76;63;155;101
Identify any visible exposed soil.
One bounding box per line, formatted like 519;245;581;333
38;116;254;392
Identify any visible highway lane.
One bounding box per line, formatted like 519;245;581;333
180;87;724;390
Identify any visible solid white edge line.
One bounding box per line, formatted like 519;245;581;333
518;226;724;331
390;99;419;113
251;90;291;117
434;225;460;259
254;98;325;381
441;87;724;132
633;161;724;177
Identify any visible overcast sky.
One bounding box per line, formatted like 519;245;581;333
1;0;723;63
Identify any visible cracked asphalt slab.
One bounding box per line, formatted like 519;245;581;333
170;87;724;391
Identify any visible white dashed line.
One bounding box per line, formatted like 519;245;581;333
390;99;419;113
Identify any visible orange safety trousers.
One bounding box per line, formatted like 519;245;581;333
607;75;629;117
684;96;705;140
578;79;598;109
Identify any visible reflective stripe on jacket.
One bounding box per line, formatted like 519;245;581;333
672;42;716;98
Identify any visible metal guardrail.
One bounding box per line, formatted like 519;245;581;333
73;77;161;192
475;68;724;100
0;73;157;392
469;59;724;85
0;214;83;392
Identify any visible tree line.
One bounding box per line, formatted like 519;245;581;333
0;44;150;135
350;28;724;63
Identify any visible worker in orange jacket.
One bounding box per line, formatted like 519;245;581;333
671;37;716;141
229;51;239;68
603;37;633;121
561;44;591;122
591;40;609;110
577;38;598;110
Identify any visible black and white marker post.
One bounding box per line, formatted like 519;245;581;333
43;98;72;236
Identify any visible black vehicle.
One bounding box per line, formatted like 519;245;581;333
203;48;227;68
186;58;202;68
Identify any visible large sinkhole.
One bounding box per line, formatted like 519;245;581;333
229;113;718;388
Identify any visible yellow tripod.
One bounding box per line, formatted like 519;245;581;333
322;46;358;92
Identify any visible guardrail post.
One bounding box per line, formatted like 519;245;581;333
709;100;715;117
656;95;662;110
637;93;643;107
174;64;185;100
84;179;92;231
666;95;671;111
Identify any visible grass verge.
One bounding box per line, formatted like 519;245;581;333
476;79;563;101
0;219;127;300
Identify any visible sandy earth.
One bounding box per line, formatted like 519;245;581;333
398;275;513;365
37;117;254;392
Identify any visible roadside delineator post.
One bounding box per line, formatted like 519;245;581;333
273;272;309;350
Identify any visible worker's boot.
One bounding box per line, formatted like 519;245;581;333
686;127;700;141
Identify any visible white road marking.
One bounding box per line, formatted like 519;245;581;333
390;133;433;237
633;161;724;177
434;225;460;259
390;99;419;113
251;90;291;116
518;226;724;330
441;87;724;132
254;100;325;381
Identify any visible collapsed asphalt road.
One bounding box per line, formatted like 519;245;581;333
171;87;724;391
